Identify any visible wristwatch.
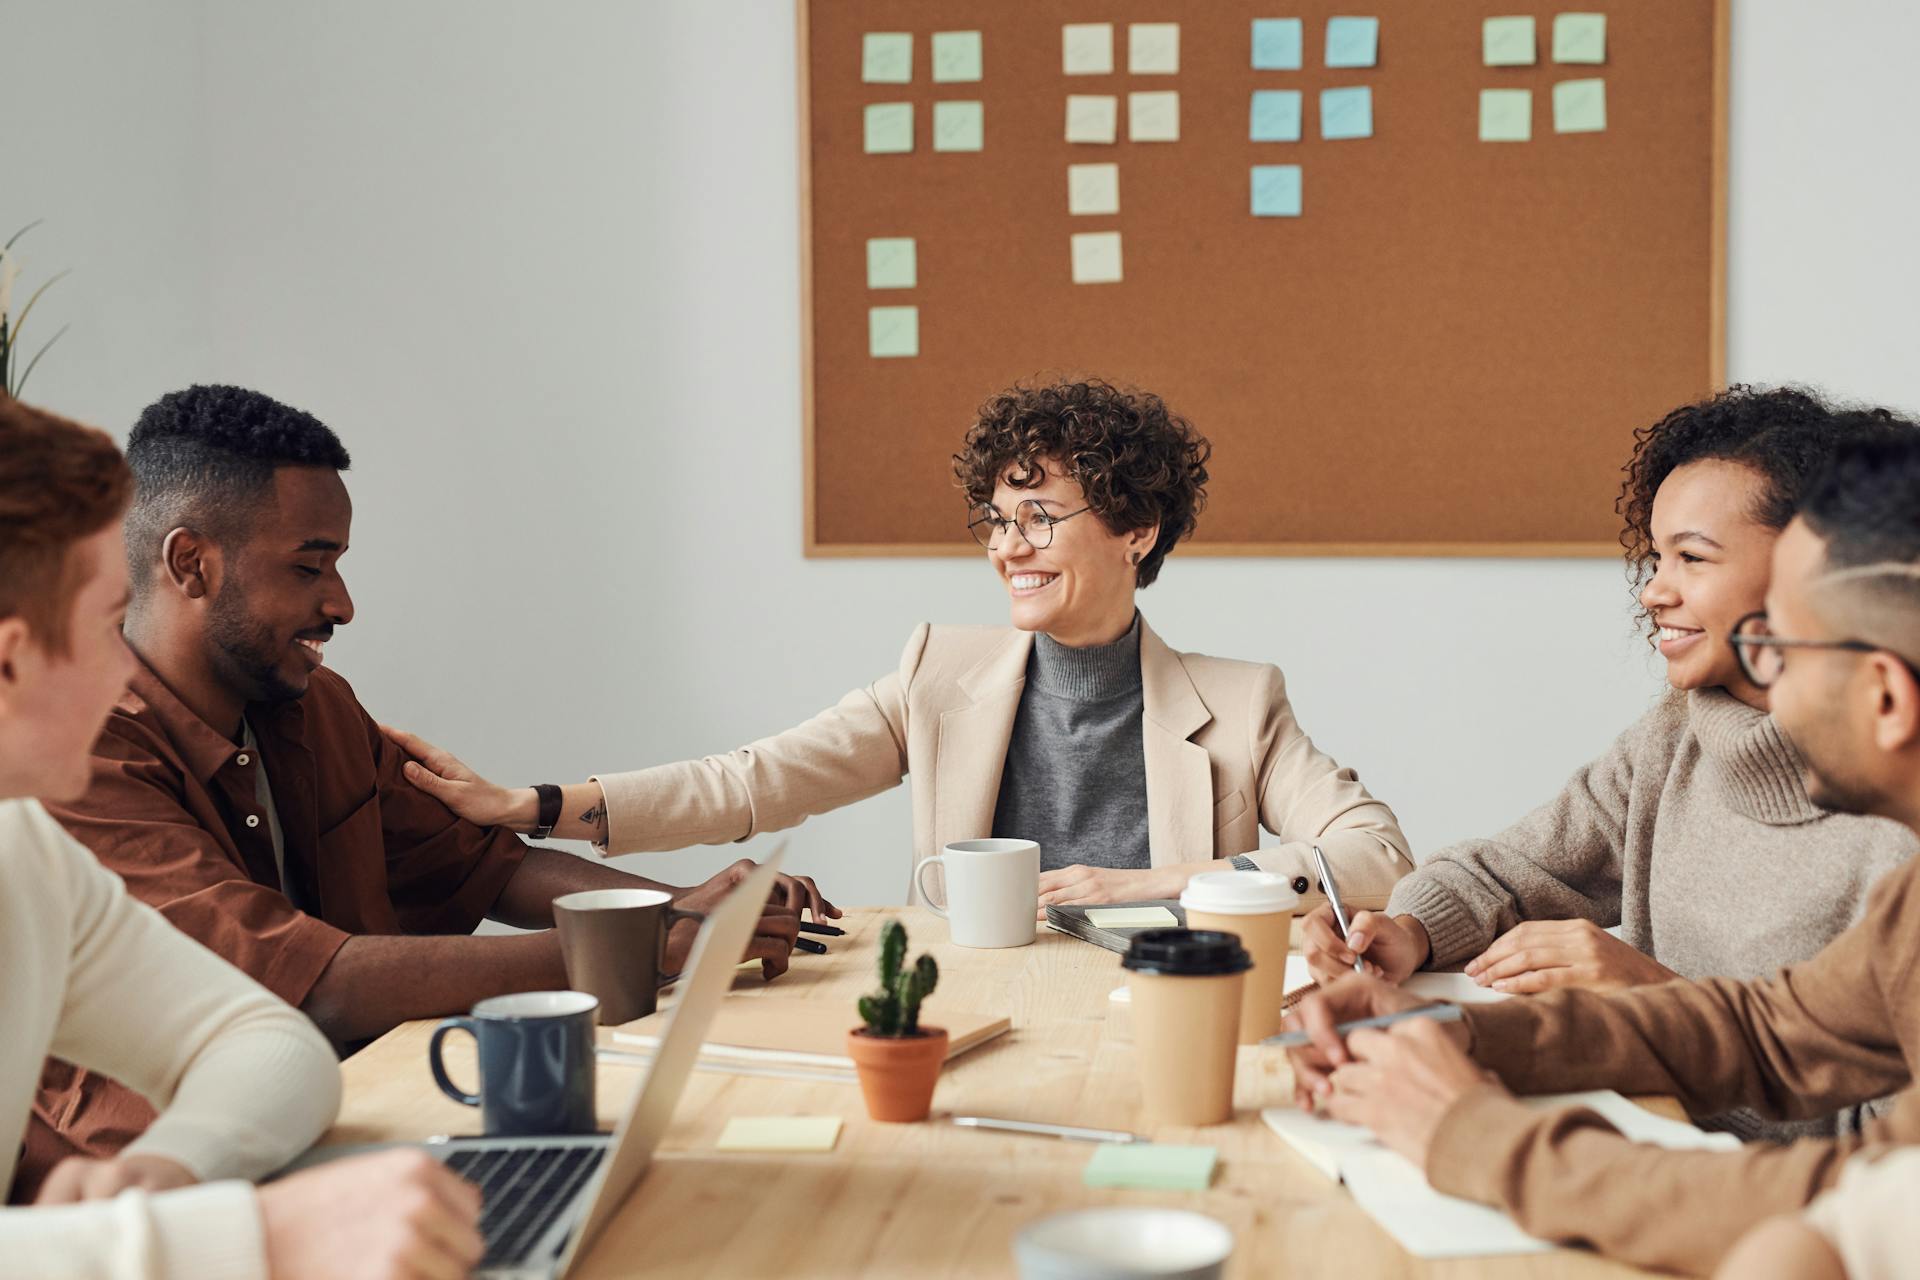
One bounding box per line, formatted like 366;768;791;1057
529;784;562;840
1229;854;1259;872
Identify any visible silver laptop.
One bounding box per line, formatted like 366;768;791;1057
293;845;788;1278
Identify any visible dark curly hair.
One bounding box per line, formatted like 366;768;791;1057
125;384;351;595
1617;384;1906;637
952;379;1210;589
1803;431;1920;571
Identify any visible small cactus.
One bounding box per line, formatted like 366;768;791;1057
858;920;939;1037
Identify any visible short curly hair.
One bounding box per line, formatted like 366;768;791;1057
1617;384;1907;638
952;379;1210;588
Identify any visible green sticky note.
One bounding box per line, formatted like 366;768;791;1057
1324;16;1378;68
1479;88;1532;142
1250;165;1302;217
865;238;916;290
717;1116;843;1152
931;30;982;83
1084;1143;1217;1191
868;306;918;358
1553;13;1607;64
1087;907;1179;928
864;102;913;154
862;32;911;84
1482;16;1536;66
1553;78;1606;133
933;100;984;152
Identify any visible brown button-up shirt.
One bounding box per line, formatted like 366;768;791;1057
20;656;527;1194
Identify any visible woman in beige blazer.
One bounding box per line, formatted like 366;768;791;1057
389;380;1413;912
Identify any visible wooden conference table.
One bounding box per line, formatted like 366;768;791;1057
329;908;1673;1279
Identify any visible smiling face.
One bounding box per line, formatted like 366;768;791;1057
1638;458;1778;702
983;458;1156;647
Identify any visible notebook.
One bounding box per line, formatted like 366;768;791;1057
1046;900;1186;952
612;996;1011;1073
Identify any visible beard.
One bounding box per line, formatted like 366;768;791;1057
205;576;304;705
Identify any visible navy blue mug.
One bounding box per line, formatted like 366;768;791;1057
428;991;599;1137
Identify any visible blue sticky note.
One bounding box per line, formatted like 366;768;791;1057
1251;18;1303;70
1251;165;1302;217
1319;85;1373;140
1250;90;1303;142
1083;1143;1218;1191
1325;16;1378;68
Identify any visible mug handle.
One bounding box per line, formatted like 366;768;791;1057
657;905;707;983
428;1017;482;1108
913;855;949;918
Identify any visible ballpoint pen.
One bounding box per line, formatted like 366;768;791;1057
1312;843;1364;975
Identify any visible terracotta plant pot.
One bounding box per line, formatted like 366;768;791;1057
846;1026;949;1122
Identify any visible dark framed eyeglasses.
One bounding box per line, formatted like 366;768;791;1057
967;499;1093;550
1728;610;1897;689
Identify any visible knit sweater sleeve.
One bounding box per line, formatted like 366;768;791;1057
1385;698;1674;968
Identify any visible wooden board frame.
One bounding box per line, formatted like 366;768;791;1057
798;0;1729;559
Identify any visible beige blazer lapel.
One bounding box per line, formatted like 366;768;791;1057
1140;619;1215;866
931;629;1033;851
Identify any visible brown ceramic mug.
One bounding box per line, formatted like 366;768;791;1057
552;888;705;1025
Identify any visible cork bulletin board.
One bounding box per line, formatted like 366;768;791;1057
799;1;1729;556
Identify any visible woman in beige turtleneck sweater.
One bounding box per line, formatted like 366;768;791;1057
1302;386;1918;1141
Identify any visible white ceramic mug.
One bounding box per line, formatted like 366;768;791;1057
914;838;1039;949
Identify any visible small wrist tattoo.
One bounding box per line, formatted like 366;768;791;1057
578;803;606;828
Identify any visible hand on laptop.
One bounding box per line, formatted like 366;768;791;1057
34;1152;196;1203
1281;972;1470;1111
1301;906;1430;985
258;1149;483;1280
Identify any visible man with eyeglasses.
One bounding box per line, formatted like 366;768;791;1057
1279;429;1920;1278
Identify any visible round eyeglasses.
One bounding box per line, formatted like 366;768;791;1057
967;500;1092;551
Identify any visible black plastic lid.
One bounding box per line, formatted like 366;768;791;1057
1120;928;1251;977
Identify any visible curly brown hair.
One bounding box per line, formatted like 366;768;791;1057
952;379;1210;588
1616;384;1907;639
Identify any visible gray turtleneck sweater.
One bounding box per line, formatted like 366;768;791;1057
992;618;1150;872
1389;686;1917;1141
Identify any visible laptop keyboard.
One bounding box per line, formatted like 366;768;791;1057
445;1144;608;1269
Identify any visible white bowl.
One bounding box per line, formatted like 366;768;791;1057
1014;1208;1234;1280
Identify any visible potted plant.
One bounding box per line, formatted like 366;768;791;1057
1;221;71;398
846;919;946;1122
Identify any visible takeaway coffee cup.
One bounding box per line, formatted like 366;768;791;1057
1122;929;1251;1126
913;838;1039;949
428;990;598;1137
1179;871;1301;1043
552;887;706;1025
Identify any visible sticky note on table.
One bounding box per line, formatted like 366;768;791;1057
1482;16;1536;66
1128;22;1179;74
1553;13;1607;64
1127;91;1179;142
1251;18;1303;70
1250;165;1302;217
1479;88;1532;141
868;306;918;358
861;32;911;84
863;103;913;154
1084;1143;1217;1191
1065;94;1118;144
1250;89;1303;142
717;1116;843;1153
1325;16;1379;68
1087;906;1178;928
1552;78;1606;133
1063;22;1114;75
934;100;984;152
865;237;916;290
1319;86;1373;140
1070;231;1122;285
931;30;982;83
1067;163;1120;216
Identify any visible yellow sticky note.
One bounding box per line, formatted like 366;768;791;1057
863;102;913;154
865;237;916;289
1067;163;1119;216
1482;16;1536;66
1087;907;1179;928
717;1116;843;1153
1553;13;1607;65
1552;78;1606;133
1127;90;1180;143
1065;94;1118;144
931;30;983;83
1070;231;1122;285
868;306;919;358
933;100;984;152
1479;88;1532;142
1128;22;1179;74
861;33;912;84
1062;22;1114;75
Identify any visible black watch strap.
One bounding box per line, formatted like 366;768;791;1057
530;784;563;840
1229;854;1259;872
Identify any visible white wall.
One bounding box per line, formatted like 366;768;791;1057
6;0;1918;906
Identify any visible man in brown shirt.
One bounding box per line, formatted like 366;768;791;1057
1283;429;1920;1276
23;385;833;1195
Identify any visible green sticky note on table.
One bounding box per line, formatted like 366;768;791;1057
931;30;982;83
1482;16;1536;66
933;100;984;152
1479;88;1532;142
1553;78;1606;133
1087;907;1179;928
864;103;913;154
1084;1143;1217;1191
717;1116;843;1153
868;306;918;358
866;238;916;289
862;32;912;84
1553;13;1607;64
